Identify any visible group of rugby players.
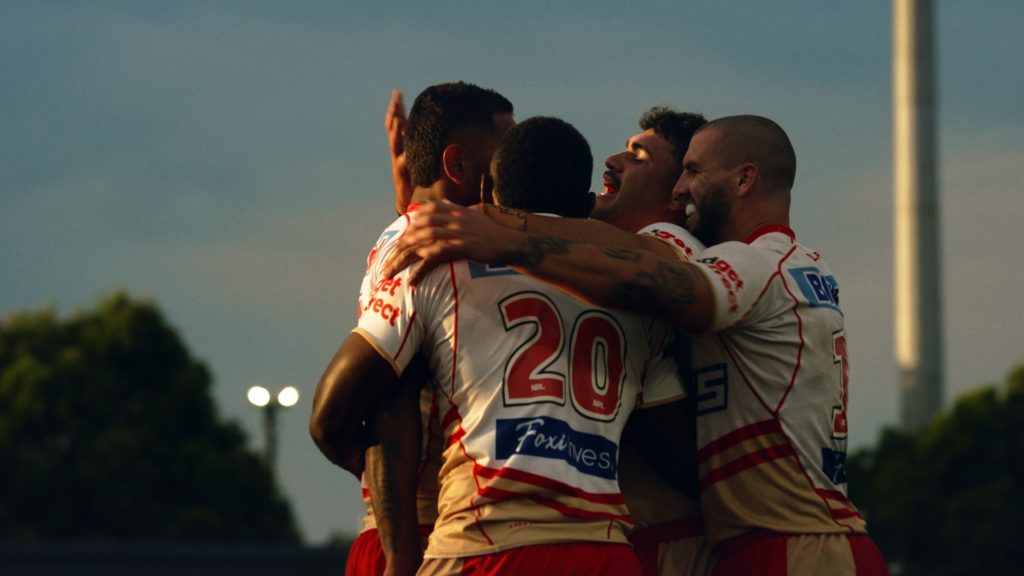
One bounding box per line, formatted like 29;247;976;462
310;82;888;576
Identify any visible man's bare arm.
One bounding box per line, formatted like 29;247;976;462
386;90;413;215
506;238;713;333
309;332;398;476
365;363;426;576
480;204;679;260
382;205;713;333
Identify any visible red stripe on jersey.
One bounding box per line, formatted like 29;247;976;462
474;463;626;505
446;262;460;398
815;488;851;503
716;332;775;415
440;403;461;433
699;441;797;492
715;249;795;416
815;489;864;521
474;483;633;524
696;419;783;464
447;425;467;447
393;309;417;363
829;508;864;521
743;224;795;244
775;244;805;415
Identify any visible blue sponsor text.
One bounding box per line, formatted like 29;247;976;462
495;416;617;480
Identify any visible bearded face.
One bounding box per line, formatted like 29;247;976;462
690;179;731;246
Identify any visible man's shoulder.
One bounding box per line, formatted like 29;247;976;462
636;221;705;261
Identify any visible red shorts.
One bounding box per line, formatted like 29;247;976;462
712;531;888;576
418;542;642;575
344;525;434;576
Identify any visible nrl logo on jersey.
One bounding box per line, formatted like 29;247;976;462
788;267;841;313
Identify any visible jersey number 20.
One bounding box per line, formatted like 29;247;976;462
499;292;625;422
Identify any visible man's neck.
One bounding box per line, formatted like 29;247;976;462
410;184;450;206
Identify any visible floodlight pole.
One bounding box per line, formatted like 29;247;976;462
247;385;300;474
263;403;279;471
894;0;943;430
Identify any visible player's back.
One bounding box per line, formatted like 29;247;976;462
392;257;681;558
687;228;866;545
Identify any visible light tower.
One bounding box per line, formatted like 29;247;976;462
247;385;300;472
894;0;943;429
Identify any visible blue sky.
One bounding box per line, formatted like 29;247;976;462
3;1;1022;544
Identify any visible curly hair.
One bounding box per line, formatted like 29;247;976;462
491;116;592;218
639;107;707;166
404;82;513;188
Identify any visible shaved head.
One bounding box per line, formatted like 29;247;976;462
698;115;796;193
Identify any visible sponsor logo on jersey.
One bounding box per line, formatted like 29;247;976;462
362;295;401;327
495;416;617;479
821;446;847;485
647;228;696;259
468;261;520;278
697;257;744;314
788;267;841;313
361;276;404;327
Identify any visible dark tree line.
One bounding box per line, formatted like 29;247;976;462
849;365;1024;576
0;293;298;543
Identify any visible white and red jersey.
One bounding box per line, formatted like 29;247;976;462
637;221;704;263
627;221;705;534
355;212;685;558
686;225;865;545
354;206;443;534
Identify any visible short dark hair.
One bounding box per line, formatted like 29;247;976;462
491;116;592;218
700;115;797;191
639;107;707;166
404;82;513;188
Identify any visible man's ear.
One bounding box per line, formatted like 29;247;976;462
441;144;468;185
735;163;757;197
480;172;494;205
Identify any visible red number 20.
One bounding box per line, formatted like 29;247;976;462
500;293;625;421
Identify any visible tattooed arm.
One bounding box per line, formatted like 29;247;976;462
478;203;680;260
382;204;713;333
365;359;428;576
311;334;425;574
498;237;714;333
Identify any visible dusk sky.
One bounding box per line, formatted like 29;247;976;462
3;1;1022;544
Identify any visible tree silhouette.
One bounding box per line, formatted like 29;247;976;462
849;365;1024;575
0;293;299;543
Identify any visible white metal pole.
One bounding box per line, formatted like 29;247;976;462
894;0;943;429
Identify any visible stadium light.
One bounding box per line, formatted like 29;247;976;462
246;385;301;472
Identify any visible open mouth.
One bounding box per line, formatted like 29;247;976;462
602;173;619;196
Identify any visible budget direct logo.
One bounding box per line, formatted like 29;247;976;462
495;417;618;480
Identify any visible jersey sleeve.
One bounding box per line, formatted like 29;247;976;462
691;240;779;332
354;257;426;376
636;222;706;262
